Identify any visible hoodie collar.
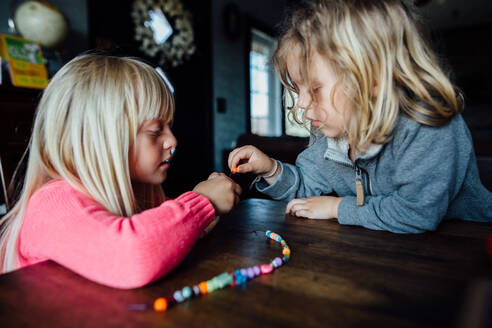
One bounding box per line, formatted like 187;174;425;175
323;136;383;165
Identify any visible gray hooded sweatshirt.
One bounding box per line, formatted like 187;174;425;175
257;114;492;233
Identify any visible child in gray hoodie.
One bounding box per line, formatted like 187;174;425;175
228;0;492;233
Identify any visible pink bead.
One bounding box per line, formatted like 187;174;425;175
260;264;274;274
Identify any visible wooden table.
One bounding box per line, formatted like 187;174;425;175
1;198;492;327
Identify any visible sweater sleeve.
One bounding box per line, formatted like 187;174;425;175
338;117;471;233
19;181;215;289
257;136;334;200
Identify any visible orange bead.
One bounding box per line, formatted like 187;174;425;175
232;166;238;174
199;281;208;294
282;248;291;255
153;297;168;312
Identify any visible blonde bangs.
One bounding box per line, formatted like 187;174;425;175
130;60;175;126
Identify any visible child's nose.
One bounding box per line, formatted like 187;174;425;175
163;133;177;151
297;91;311;110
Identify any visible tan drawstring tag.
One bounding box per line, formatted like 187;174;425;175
356;180;364;206
355;166;364;206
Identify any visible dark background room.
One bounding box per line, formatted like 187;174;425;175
0;0;491;208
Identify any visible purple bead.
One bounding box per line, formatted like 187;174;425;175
193;285;201;296
253;266;261;276
273;257;283;267
240;268;247;277
246;267;255;279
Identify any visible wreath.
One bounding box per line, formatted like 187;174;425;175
132;0;196;67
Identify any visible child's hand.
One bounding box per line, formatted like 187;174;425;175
286;196;343;219
193;172;242;215
228;145;276;176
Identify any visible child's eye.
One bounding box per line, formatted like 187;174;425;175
149;130;162;138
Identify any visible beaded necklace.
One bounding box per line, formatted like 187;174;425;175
128;230;291;312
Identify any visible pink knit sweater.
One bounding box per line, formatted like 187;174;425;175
17;180;215;289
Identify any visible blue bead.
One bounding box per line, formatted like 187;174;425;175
182;286;192;299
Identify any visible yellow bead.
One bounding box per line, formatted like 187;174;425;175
282;248;291;255
153;297;168;312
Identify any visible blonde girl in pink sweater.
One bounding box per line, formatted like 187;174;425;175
0;54;241;288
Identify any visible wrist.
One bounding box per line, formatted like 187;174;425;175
333;197;343;219
261;159;278;178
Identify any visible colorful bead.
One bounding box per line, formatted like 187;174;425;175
260;264;274;274
253;266;261;276
282;248;291;255
199;281;208;294
246;267;255;279
192;285;201;296
153;297;168;312
182;286;192;299
229;272;237;287
219;272;233;287
235;269;247;284
273;257;283;267
173;290;184;303
206;280;216;292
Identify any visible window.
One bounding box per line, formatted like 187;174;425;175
249;28;310;138
249;28;281;136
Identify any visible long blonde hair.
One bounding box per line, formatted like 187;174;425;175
0;54;174;272
274;0;463;151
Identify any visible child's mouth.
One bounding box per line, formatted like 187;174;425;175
160;160;171;166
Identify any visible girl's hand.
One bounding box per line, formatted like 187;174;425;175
193;172;242;216
228;145;276;176
286;196;343;219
